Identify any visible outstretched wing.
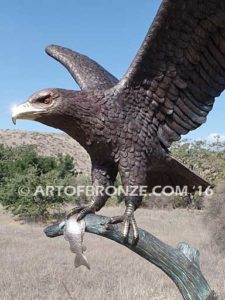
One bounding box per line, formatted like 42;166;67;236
46;45;118;91
116;0;225;148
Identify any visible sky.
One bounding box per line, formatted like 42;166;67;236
1;0;225;141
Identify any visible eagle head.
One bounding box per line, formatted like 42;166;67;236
11;88;98;144
12;88;63;125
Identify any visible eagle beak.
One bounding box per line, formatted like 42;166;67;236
12;102;45;125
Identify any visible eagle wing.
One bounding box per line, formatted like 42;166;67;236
46;45;118;91
116;0;225;147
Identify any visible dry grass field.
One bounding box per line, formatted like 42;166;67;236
0;206;224;300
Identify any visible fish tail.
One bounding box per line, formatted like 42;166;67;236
74;254;90;270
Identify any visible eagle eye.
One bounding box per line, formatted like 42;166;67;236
38;95;53;105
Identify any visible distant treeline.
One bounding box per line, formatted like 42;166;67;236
171;138;225;184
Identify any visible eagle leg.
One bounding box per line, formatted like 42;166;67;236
67;163;118;221
107;203;139;245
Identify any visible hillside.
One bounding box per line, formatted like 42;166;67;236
1;130;225;184
0;130;91;175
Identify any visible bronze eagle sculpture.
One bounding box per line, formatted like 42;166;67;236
12;0;225;243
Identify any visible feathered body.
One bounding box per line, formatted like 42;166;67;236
12;0;225;242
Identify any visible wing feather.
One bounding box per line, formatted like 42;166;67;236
115;0;225;147
46;45;118;91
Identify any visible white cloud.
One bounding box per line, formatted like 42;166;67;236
206;133;225;143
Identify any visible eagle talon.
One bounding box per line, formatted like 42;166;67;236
107;213;139;245
66;206;84;219
77;206;96;221
67;205;96;220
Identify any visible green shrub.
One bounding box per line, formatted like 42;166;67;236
0;145;76;221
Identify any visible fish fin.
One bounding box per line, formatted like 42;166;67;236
74;254;90;270
82;245;87;252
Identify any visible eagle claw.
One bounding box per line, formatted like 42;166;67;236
107;213;139;245
66;205;96;221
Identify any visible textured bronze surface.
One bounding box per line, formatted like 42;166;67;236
13;0;225;242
